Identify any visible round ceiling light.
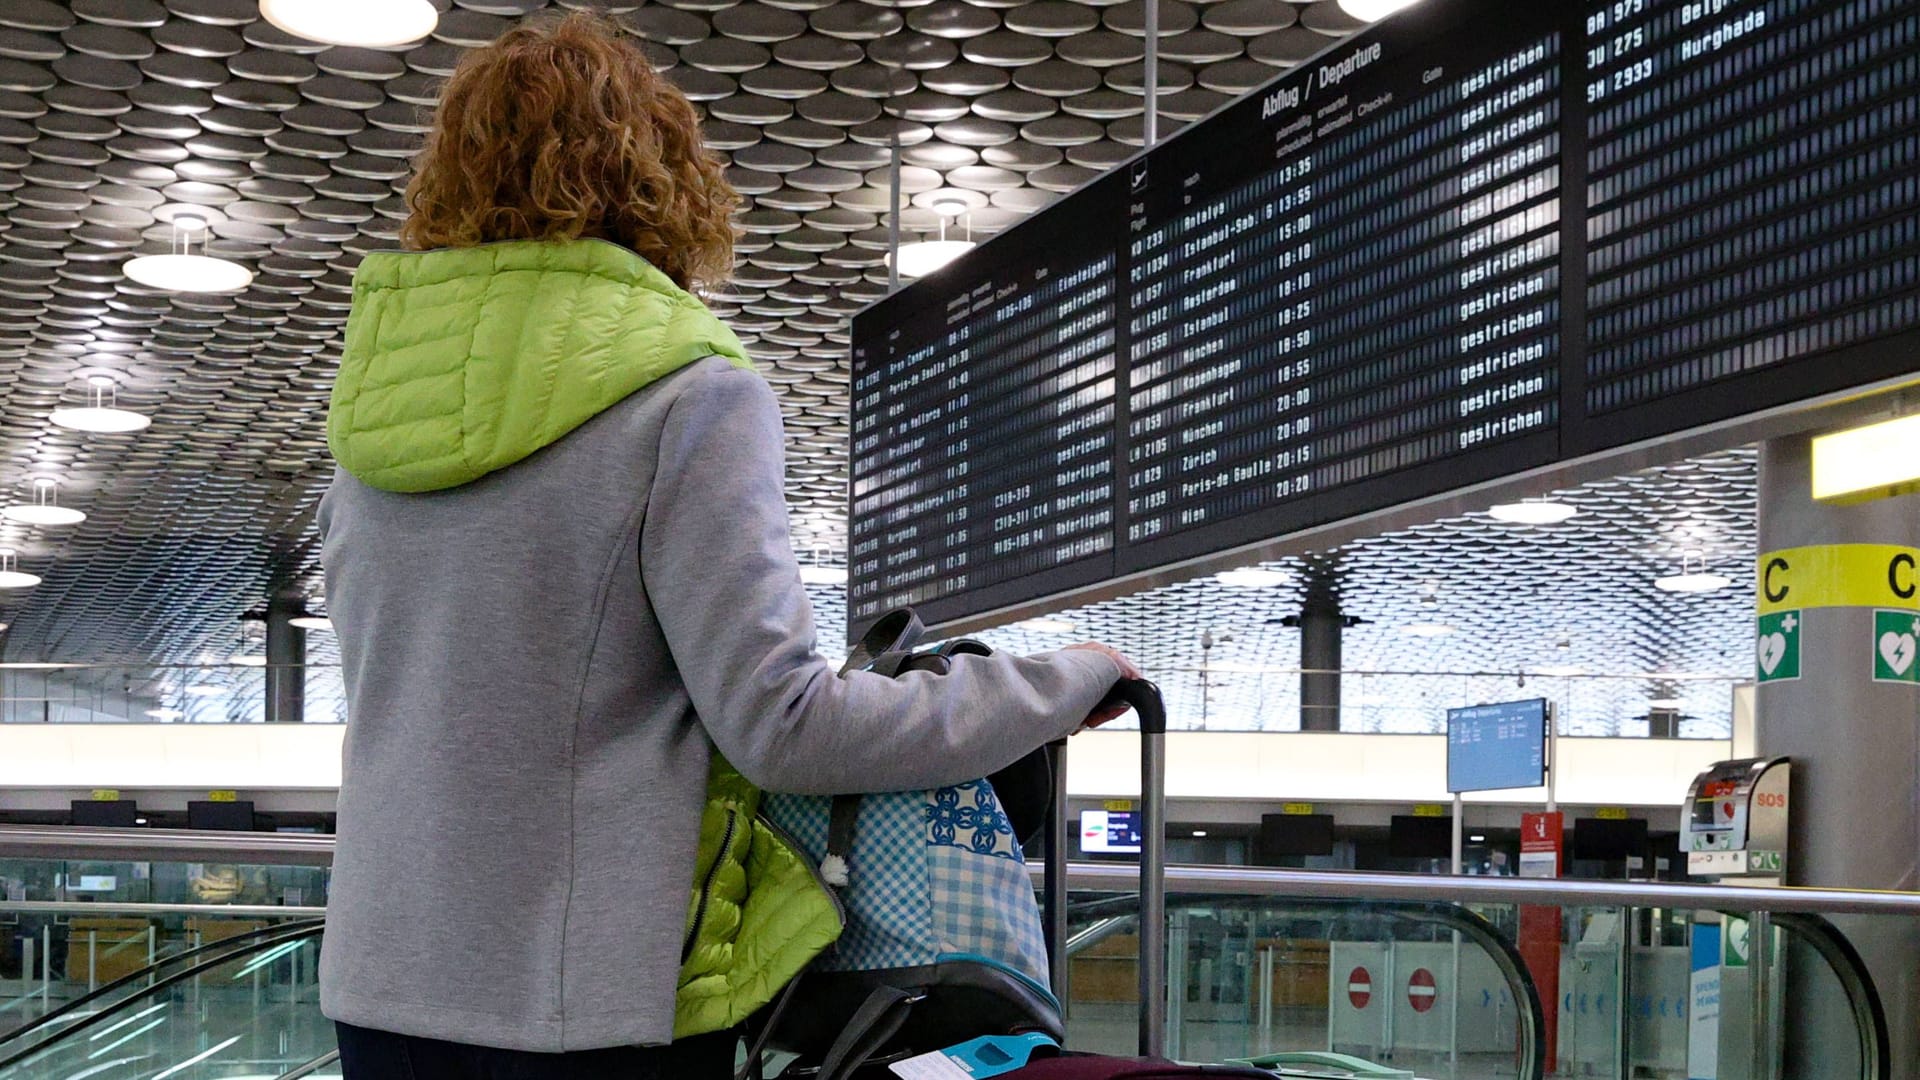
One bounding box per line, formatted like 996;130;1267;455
258;0;439;48
289;616;334;631
1488;501;1579;525
893;240;976;280
1655;572;1732;593
1338;0;1423;20
1403;622;1457;638
798;565;848;585
3;480;85;527
1216;568;1292;588
231;654;267;668
122;216;253;294
1015;617;1077;633
51;377;151;434
0;549;39;590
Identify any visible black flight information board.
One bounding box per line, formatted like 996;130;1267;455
848;0;1920;634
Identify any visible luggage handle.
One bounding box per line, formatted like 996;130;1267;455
1042;677;1167;1060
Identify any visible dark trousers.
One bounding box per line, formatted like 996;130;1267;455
335;1022;736;1080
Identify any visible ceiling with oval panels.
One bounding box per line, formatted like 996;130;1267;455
0;0;1759;735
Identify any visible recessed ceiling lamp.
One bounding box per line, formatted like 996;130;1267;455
231;654;267;668
1655;552;1731;593
1216;567;1292;588
122;215;253;294
892;199;976;280
51;377;151;434
798;565;848;585
258;0;439;48
1338;0;1422;20
1403;622;1457;638
0;550;39;590
3;480;85;527
1191;830;1209;838
289;615;333;632
1016;617;1077;633
1488;501;1579;525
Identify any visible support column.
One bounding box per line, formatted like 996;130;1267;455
1755;435;1920;1079
265;598;305;725
1299;601;1342;732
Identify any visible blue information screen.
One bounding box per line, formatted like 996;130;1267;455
1447;698;1549;793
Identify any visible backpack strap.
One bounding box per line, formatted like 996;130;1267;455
815;986;926;1080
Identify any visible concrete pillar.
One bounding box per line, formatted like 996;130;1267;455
1299;601;1342;732
265;598;305;725
1755;435;1920;1079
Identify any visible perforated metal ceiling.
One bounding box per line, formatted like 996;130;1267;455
0;0;1375;664
0;0;1757;733
806;449;1758;735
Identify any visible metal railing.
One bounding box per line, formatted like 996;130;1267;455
0;825;334;867
10;823;1920;918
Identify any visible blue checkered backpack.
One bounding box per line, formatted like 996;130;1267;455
745;610;1071;1079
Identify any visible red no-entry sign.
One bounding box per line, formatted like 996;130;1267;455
1408;968;1438;1013
1347;967;1371;1009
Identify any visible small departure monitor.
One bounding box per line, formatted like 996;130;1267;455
1573;817;1648;861
69;800;139;827
1388;815;1453;859
1079;809;1142;854
187;800;257;832
1257;813;1336;860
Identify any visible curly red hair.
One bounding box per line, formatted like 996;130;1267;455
399;13;736;291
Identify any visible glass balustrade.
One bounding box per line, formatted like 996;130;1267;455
1058;886;1887;1080
0;838;1901;1080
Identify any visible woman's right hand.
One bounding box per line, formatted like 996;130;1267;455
1065;642;1142;728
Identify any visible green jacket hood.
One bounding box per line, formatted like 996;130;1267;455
328;239;752;493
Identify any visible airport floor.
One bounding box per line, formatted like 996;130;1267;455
1065;1004;1528;1080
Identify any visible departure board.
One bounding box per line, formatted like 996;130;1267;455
849;181;1127;625
847;0;1920;635
1581;0;1920;441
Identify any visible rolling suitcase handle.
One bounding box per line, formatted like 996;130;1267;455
1043;678;1169;1059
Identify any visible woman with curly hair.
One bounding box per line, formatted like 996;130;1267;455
317;13;1136;1078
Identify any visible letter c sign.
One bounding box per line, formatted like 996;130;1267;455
1764;556;1791;604
1893;553;1917;601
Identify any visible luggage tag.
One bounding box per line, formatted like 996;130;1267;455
886;1032;1058;1079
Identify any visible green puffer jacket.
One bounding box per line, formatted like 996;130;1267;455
330;238;845;1039
679;755;846;1038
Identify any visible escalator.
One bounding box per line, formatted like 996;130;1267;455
0;896;1889;1080
0;923;334;1080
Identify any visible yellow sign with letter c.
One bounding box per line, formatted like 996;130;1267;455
1756;545;1920;616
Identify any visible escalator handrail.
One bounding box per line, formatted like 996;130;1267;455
1056;892;1546;1080
0;918;325;1047
1772;911;1891;1080
1034;862;1920;918
0;924;325;1072
278;1049;341;1080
